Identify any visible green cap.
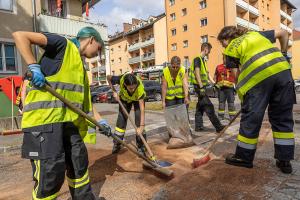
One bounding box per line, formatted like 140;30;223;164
77;26;104;47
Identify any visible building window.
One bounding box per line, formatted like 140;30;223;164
183;24;188;32
267;3;269;11
111;59;114;65
267;17;270;23
169;0;175;6
111;48;114;53
170;13;176;21
118;45;121;50
118;57;121;63
48;0;67;18
182;8;187;16
171;43;177;51
262;14;265;22
201;35;208;43
120;69;122;74
0;43;17;73
0;0;13;12
112;70;115;75
200;18;208;27
183;40;188;48
199;0;207;9
171;28;177;36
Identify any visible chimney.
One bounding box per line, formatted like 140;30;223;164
123;23;132;33
132;18;141;25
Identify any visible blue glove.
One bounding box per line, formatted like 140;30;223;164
28;64;45;87
98;119;112;137
282;52;291;64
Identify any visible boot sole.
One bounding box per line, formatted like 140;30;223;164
225;160;253;168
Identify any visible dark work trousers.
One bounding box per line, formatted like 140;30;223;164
194;85;223;131
22;122;95;200
218;87;236;119
115;99;146;149
235;70;296;162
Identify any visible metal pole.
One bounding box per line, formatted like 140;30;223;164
11;79;14;130
32;0;38;59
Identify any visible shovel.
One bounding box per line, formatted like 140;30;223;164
115;93;172;168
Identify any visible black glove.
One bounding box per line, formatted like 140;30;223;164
282;52;291;64
199;87;206;97
98;119;112;137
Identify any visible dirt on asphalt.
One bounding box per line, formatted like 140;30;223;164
0;123;276;200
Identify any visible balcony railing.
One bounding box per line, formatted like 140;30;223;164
129;56;141;64
140;38;155;48
142;53;155;62
236;17;259;31
280;10;292;22
280;23;292;33
37;14;107;39
236;0;259;16
128;42;141;52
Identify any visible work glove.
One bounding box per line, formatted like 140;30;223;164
199;87;206;97
28;64;45;87
98;119;112;137
282;52;291;64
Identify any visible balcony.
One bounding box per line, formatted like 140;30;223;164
140;38;155;48
129;56;141;64
236;0;248;10
142;53;155;62
37;14;107;39
280;23;292;33
236;17;259;31
249;4;259;16
91;66;106;73
128;42;141;52
280;10;292;22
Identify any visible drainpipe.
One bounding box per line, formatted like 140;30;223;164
32;0;38;59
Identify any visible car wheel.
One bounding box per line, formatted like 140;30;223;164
92;96;98;103
296;86;300;93
154;93;162;101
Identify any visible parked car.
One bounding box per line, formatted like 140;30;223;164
91;85;110;103
107;85;120;103
295;80;300;93
143;80;162;101
97;92;109;103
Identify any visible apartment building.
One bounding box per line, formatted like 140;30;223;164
165;0;296;75
0;0;108;85
292;29;300;79
108;14;168;75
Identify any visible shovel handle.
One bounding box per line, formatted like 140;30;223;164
116;96;155;159
205;110;241;154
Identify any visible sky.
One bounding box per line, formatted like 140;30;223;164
89;0;300;35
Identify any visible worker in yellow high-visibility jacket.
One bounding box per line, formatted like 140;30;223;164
13;27;111;200
218;26;296;174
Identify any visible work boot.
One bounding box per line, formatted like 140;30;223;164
112;135;124;154
276;160;292;174
136;133;147;157
195;126;210;132
225;153;253;168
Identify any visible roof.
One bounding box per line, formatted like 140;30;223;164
124;14;166;37
293;29;300;40
281;0;297;10
82;0;102;14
